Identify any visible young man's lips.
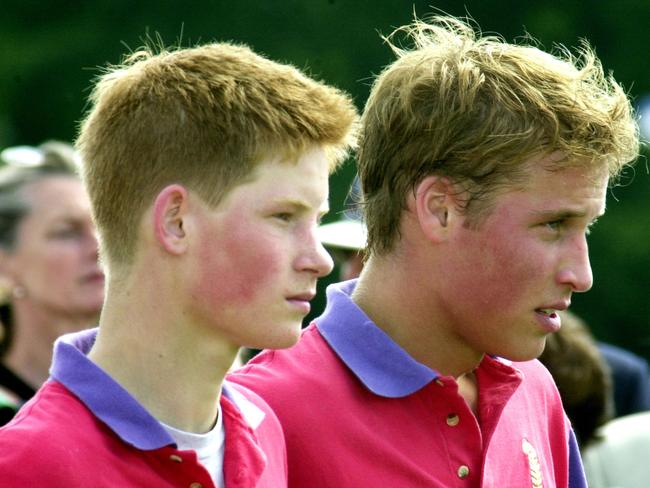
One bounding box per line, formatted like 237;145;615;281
534;301;569;333
287;292;316;302
535;310;562;333
286;292;316;314
81;271;105;284
535;300;570;314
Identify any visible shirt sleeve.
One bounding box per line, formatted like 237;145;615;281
633;362;650;412
567;428;588;488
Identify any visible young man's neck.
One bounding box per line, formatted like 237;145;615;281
353;257;482;413
352;254;484;379
88;274;239;434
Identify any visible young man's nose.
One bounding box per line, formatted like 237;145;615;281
557;235;593;293
296;234;334;278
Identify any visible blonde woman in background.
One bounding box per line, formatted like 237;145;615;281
0;141;104;423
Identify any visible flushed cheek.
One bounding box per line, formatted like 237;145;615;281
483;241;547;310
454;239;542;314
194;221;283;308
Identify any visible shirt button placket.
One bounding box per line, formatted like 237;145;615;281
436;377;470;481
445;412;468;480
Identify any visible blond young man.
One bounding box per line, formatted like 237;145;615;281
0;43;357;487
230;16;639;487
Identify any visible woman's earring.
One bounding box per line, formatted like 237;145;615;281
12;286;26;300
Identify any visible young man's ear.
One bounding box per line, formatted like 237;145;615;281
413;175;458;243
152;184;190;255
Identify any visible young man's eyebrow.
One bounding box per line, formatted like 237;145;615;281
531;208;604;221
533;209;585;219
272;198;330;215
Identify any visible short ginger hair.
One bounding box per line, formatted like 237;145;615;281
358;15;639;256
76;42;358;268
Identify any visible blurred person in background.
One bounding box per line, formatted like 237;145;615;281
597;339;650;417
316;176;365;282
582;409;650;488
0;141;104;424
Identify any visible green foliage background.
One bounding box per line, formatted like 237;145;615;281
2;0;649;358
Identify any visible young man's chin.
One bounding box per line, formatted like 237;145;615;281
249;323;303;350
497;342;548;363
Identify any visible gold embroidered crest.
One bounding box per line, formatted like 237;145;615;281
522;438;543;488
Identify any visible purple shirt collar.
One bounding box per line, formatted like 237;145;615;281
49;328;174;450
315;279;440;398
49;328;250;451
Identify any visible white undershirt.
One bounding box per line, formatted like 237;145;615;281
161;407;225;488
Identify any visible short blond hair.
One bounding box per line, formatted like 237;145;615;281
77;42;358;267
358;15;639;256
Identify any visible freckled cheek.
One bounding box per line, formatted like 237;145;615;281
194;225;284;306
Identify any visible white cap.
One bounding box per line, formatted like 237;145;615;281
317;218;366;251
0;146;45;167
